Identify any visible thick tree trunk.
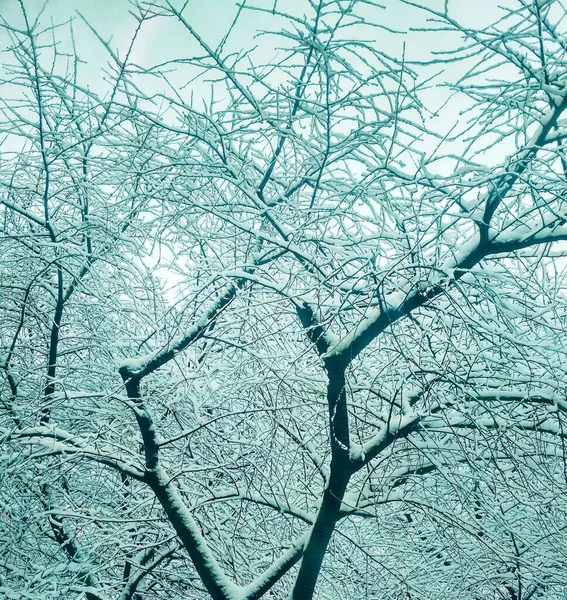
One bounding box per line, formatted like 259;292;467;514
290;461;350;600
289;357;352;599
147;474;234;600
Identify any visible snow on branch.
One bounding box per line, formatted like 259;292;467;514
119;283;237;381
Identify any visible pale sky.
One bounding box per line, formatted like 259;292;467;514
0;0;540;170
2;0;509;73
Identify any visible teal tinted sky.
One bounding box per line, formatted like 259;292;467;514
0;0;537;166
2;0;508;69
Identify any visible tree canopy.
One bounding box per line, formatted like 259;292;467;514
2;1;567;598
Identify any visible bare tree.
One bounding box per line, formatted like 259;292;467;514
2;0;567;598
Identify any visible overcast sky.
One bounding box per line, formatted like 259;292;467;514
1;0;508;125
0;0;530;169
2;0;507;73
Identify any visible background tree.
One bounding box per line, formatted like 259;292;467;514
2;0;567;598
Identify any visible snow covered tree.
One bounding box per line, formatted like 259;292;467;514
2;0;567;598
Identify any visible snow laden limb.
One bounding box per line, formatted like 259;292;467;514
295;300;339;359
123;393;308;600
141;468;241;600
490;222;567;254
118;282;238;382
118;541;181;600
124;390;239;600
345;387;567;475
421;413;567;438
473;389;567;413
239;534;308;600
354;412;422;469
0;426;145;480
324;87;567;365
40;483;109;600
0;197;48;228
117;272;312;598
197;487;315;525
